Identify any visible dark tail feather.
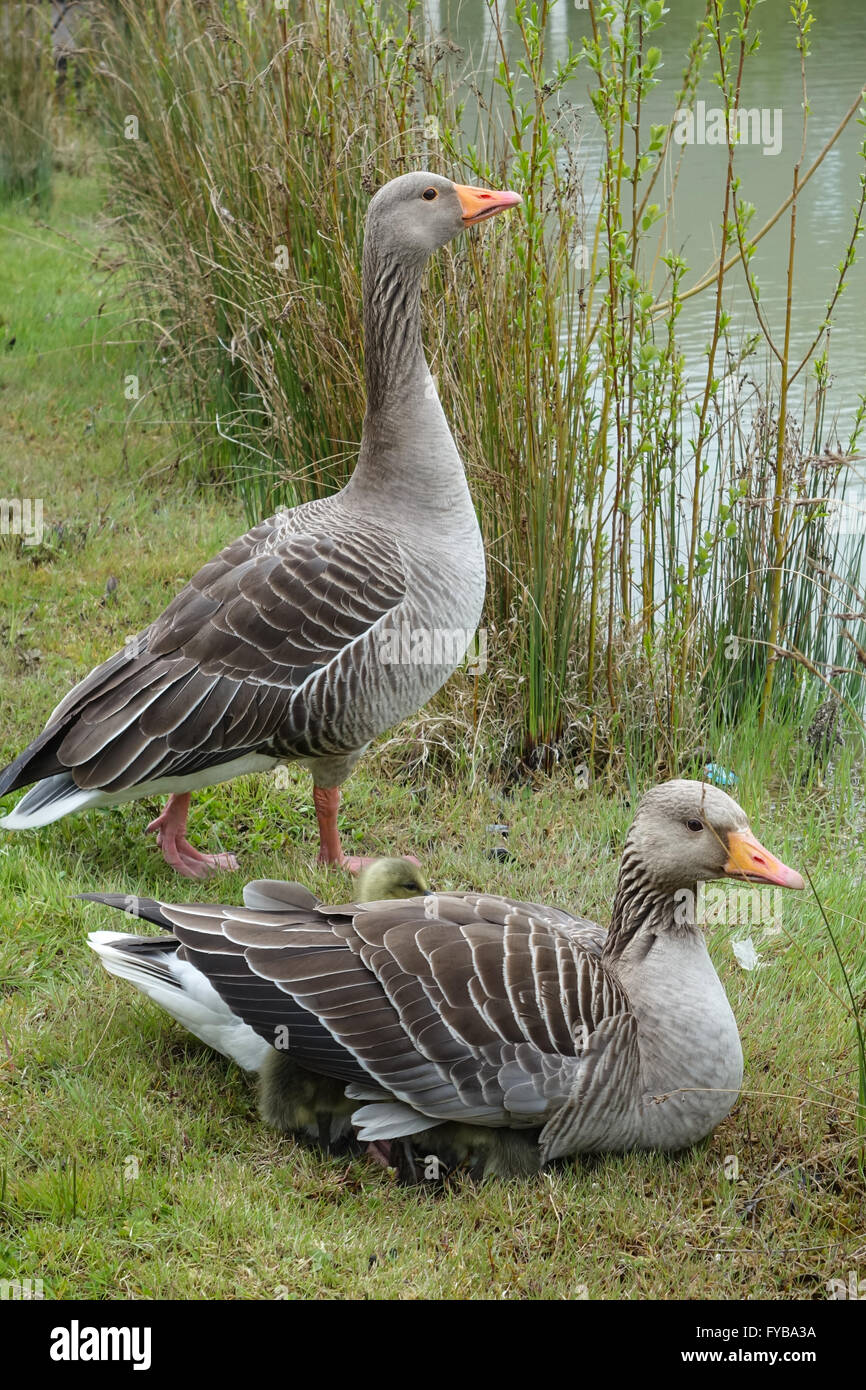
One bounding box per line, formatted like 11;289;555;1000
0;641;143;797
0;725;65;796
77;892;173;930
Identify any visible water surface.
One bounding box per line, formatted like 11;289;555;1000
425;0;866;444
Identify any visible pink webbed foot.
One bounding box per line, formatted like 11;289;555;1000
342;854;378;875
342;853;421;876
146;793;239;880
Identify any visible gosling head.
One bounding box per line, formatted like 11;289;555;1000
357;857;431;902
365;171;521;265
627;779;804;896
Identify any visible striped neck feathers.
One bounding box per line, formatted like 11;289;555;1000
603;831;699;966
362;239;427;416
352;238;471;510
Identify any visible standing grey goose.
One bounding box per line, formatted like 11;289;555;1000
0;173;521;878
83;780;804;1179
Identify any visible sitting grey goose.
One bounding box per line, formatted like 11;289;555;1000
83;780;803;1179
0;172;521;878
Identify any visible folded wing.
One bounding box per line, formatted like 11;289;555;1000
155;885;636;1149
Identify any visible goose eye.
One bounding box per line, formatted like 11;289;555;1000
421;188;438;201
686;818;704;832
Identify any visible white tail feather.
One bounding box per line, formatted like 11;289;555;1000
1;753;279;830
87;931;271;1071
0;782;102;829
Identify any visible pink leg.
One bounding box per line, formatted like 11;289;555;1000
312;785;421;874
146;792;239;880
312;785;375;874
313;785;352;866
312;785;342;864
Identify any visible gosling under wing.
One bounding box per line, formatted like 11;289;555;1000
157;888;619;1141
85;881;637;1153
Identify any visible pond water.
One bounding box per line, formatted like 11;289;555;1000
424;0;866;447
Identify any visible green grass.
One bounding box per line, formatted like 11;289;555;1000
1;163;865;1302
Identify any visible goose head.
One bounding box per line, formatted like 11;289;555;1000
365;171;522;266
357;856;431;901
625;779;804;896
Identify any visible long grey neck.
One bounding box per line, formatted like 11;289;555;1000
345;239;474;516
362;241;426;414
603;841;743;1147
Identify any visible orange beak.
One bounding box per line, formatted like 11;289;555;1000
454;182;522;225
723;829;804;890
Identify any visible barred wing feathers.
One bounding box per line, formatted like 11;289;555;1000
155;887;637;1148
1;519;407;801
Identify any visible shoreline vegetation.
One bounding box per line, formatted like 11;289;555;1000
88;0;866;772
0;0;864;1299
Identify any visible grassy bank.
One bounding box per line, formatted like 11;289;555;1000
1;171;865;1300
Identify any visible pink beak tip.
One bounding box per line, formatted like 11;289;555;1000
781;865;806;891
